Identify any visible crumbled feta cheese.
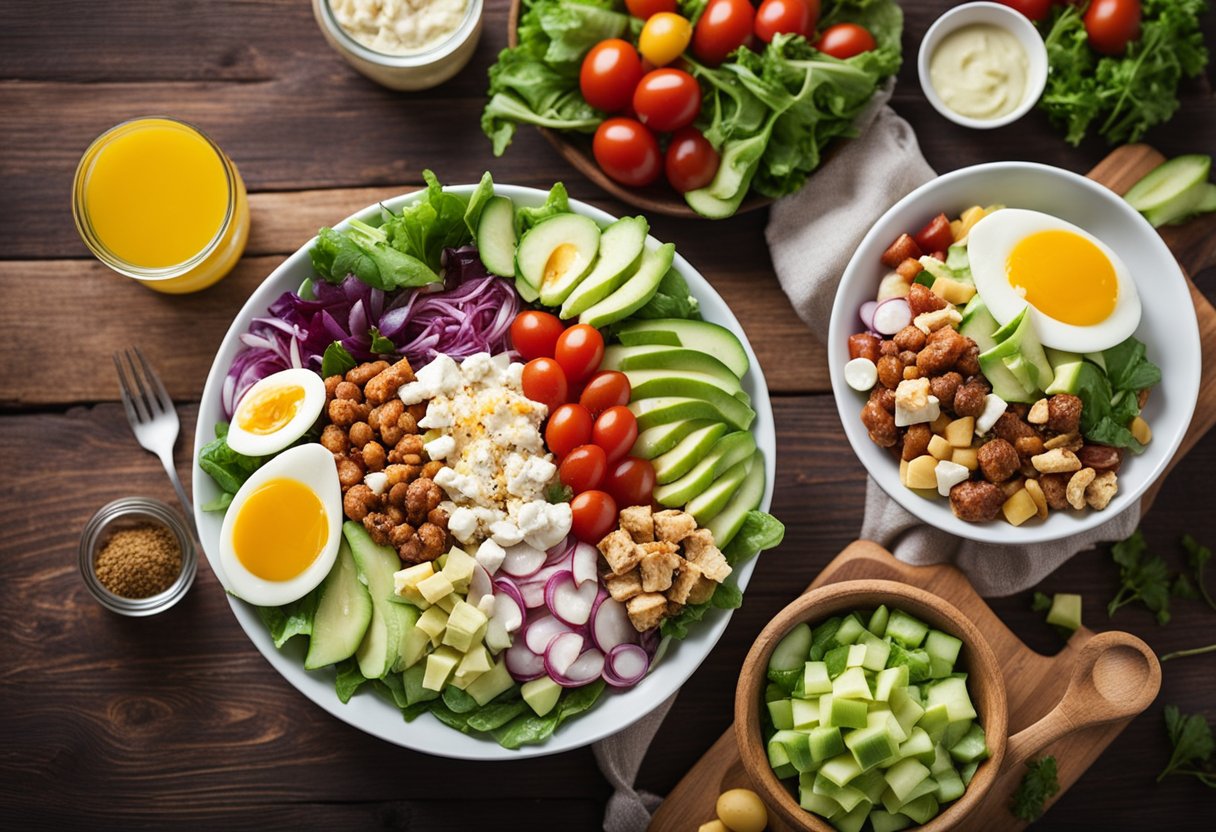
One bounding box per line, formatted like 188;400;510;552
475;539;507;575
418;398;453;430
895;395;940;427
424;434;456;461
448;507;478;544
460;352;496;382
934;460;970;497
844;358;878;392
506;455;557;500
363;471;389;495
975;393;1008;436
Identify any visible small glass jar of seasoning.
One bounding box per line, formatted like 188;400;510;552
79;497;197;616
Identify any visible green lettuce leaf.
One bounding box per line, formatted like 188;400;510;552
463;171;496;237
515;181;571;235
381;170;475;276
258;589;318;648
198;422;264;502
630;267;701;320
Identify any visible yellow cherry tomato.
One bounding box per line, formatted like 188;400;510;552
638;12;692;66
715;788;768;832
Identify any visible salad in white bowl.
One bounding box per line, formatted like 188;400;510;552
193;172;782;758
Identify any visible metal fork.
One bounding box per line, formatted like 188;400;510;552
114;347;197;536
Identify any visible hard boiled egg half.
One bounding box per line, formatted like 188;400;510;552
226;368;327;457
968;209;1142;352
218;443;342;606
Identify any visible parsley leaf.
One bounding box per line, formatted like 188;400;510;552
1108;529;1174;625
545;482;573;504
1182;533;1215;611
1158;706;1216;787
1010;756;1060;821
1031;591;1053;612
368;326;396;356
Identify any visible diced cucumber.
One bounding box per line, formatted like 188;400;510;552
764;682;787;702
935;769;966;803
819;753;864;788
804;661;833;695
869;605;890;637
852;768;889;805
942;719;973;750
810;618;842;661
845;724;900;771
809;725;846;762
770;622;812;672
886;610;929;648
918;703;951;744
834;614;867;645
823;694;869;730
792;698;821;730
813;773;868;813
960;760;980;786
870;709;907;745
824;645;851;679
869;809;913;832
892;692;925;737
768;698;794;730
899;727;937;766
1045;592;1082;631
833;667;874;701
928;677;978;722
888;642;932;682
925;630;963;679
885;757;931;803
773;729;814;773
860;631;893;672
929;744;954;775
828;798;872;832
1124;154;1212;227
873;665;908;702
768;734;792;770
845;644;868;669
899;794;940;825
949;723;990;764
800;787;841;817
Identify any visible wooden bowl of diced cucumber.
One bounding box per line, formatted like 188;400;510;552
735;581;1007;832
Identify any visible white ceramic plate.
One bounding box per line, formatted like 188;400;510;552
193;184;776;759
828;162;1199;545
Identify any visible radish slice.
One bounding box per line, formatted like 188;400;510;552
546;570;598;627
604;643;650;687
519;581;546;609
859;300;879;330
521;563;567;591
544;632;584;677
572;542;599;587
505;638;545;681
467;564;493;608
544;536;577;566
872;298;912;335
591;596;636;653
491;588;524;633
500;542;546;578
552;649;605;688
525;615;572;654
492;577;526;619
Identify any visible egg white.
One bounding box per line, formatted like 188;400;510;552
227;368;327;457
219;443;343;607
968;209;1142;352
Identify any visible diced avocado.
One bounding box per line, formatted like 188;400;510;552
1045;592;1082;631
1044;348;1086;395
403;664;440;706
685;455;754;523
452;645;493;689
600;344;740;386
1124;154;1213;227
476;195;517;278
441;600;489;653
515;212;600;304
422;645;461;691
393;561;434;607
652;421;729;484
624;367;744;400
960;296;1036;402
578;242;673;328
466;658;515;706
558;215;648;317
631;418;710;459
520;676;562;716
770;622;812;671
615;319;749;378
345;521;408;680
706;452;766;547
305;539;373;670
440;547;476;594
434;593;457;614
981;308;1056;393
416;605;449;648
653;431;755;507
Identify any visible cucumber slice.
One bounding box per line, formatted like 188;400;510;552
934;769;966;803
870;809;913;832
824;694;868;730
770;621;812;671
344;521;409;679
961;295;1036;402
768;735;793;771
558;216;648;317
852;768;889;805
652;421;729;483
846;724;900;771
1198;182;1216;213
859;631;892;672
899;794;940;825
809;725;846;762
767;697;794;730
804;661;833;695
873;665;908;702
791;698;821;730
819;752;864;788
834;615;866;645
925;630;963;679
1045;592;1082;631
812;773;868;813
476;195;517;278
885;757;932;803
899;727;936;766
1124;154;1212;227
774;729;815;772
869;604;890;637
832;667;874;701
305;538;373;670
829;799;874;832
614;318;749;378
799;787;841;816
948;722;989;764
515;212;600;302
928;677;978;722
578;242;673;328
918;703;951;744
631;418;709;459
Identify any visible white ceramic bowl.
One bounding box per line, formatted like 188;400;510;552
917;1;1048;130
312;0;483;91
193;184;776;759
828;162;1200;546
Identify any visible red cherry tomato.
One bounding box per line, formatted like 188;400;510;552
580;39;646;113
546;403;594;458
521;358;568;412
554;324;605;384
626;0;678;19
509;310;564;360
593;117;663;187
754;0;818;43
1084;0;1141;56
913;213;953;255
602;457;657;507
559;444;608;493
994;0;1053;22
665;126;720;193
593;405;639;463
570;490;619;543
579;371;632;416
632;68;702;133
692;0;756;66
814;23;876;59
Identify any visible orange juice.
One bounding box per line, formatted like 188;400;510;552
73;117;249;293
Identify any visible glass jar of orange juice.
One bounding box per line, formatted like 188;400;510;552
72;117;250;294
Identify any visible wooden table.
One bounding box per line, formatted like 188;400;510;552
1;2;1213;828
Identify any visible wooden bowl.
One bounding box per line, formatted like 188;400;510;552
734;580;1009;832
505;0;771;219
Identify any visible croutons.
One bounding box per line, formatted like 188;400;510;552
604;570;643;602
654;510;697;544
683;529;731;583
598;529;640;576
619;505;654;543
626;593;668;632
639;542;680;592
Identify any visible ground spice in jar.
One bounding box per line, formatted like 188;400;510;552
94;525;182;598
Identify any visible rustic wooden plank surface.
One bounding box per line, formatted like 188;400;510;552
1;1;1214;830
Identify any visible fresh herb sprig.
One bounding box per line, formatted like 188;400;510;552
1159;706;1216;788
1108;530;1174;624
1181;534;1215;611
1011;756;1060;822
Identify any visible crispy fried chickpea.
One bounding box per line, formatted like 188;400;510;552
991;411;1038;444
388;481;409;508
421;460;446;479
417;523;447;557
384;464;413;487
1039;473;1071;510
908;283;948;315
362;512;394;546
427;507;448;529
870;387;896;414
862;399;899;448
320;424;349;454
398;537;425;564
848;332;882;362
929;372;963;406
334;381;363;402
953;379;990;418
389;523;417;549
342;484;378;522
335;455;365;489
367;404;384;432
893;325;927;352
398;410;419;434
361;440;387;472
1047;394;1083;434
879;340;900;357
977;439;1020;483
956;342;981;377
376;399;405;435
876;355;904;389
406;403;427;422
346;361;390;386
902;424;933;461
348;421;374;449
327;398;363;427
324;375;342;399
386;505;407;526
365;358;417;406
949;480;1005;522
917;327;968;376
380;422;404;448
407;478;443;525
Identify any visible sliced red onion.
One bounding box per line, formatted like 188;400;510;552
492;577;526;618
551;649;606;688
524;615;573;654
639;627;660;656
543;632;584;677
603;643;650;687
591;596;636;653
545;570;599;627
500;542;546;578
571;542;599;587
872;298;912;335
859;300;879;331
505;638;545;681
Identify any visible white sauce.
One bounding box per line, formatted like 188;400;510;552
929;23;1029;120
329;0;469;56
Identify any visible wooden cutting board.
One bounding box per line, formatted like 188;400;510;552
648;146;1216;831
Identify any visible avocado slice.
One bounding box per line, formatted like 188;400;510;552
628;378;754;431
304;539;373;670
476;195;517;278
632;418;713;459
630;398;737;432
686;453;755;524
578;242;674;328
1044;348;1085;395
623;368;743;400
959;296;1037;403
653;421;730;484
614;319;749;378
707;451;767;548
601;344;740;386
618;329;682;347
515;213;601;304
558;216;648;317
653;431;756;507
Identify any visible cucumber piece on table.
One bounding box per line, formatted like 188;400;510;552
1124;154;1212;227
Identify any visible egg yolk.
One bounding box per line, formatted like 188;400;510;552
237;384;305;435
1006;230;1118;326
232;478;328;581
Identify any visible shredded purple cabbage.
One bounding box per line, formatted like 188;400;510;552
222;246;519;417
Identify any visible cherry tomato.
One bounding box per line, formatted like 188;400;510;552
579;371;632;416
1084;0;1140;56
814;23;876;59
593;118;663;187
546;403;594;458
693;0;755;66
580;39;646;113
602;457;657;507
665;126;720;193
913;213;953;255
638;12;693;66
994;0;1053;22
521;358;568;412
593;405;639;463
559;444;608;493
631;68;702;133
570;490;619;543
554;324;605;384
626;0;678;19
510;310;564;360
754;0;818;43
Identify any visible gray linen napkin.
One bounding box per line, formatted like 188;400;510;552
593;693;677;832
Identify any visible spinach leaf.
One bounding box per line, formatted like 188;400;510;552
442;686;480;714
198;422;264;502
492;680;606;749
515;181;571;235
723;511;785;564
368;327;396;356
321;341;357;379
335;659;369;703
258;589;318;648
466;700;529;732
1102;336;1162;393
376;673;409;709
429;702;473;733
630;268;701;320
199;492;233;512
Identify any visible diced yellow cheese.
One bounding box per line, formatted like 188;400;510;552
423;646;460;691
953;447;978;471
905;455;939;490
416;606;449;648
928;435;953;460
931;411;952;434
899;458;910;487
417;571;455;604
945;417;975;448
1131;416;1152;445
393;561;435;604
1002;489;1038;526
930;276;977;305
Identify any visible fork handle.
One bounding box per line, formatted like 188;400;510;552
157;449;198;537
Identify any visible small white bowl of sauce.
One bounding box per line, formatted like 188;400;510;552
918;1;1048;129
